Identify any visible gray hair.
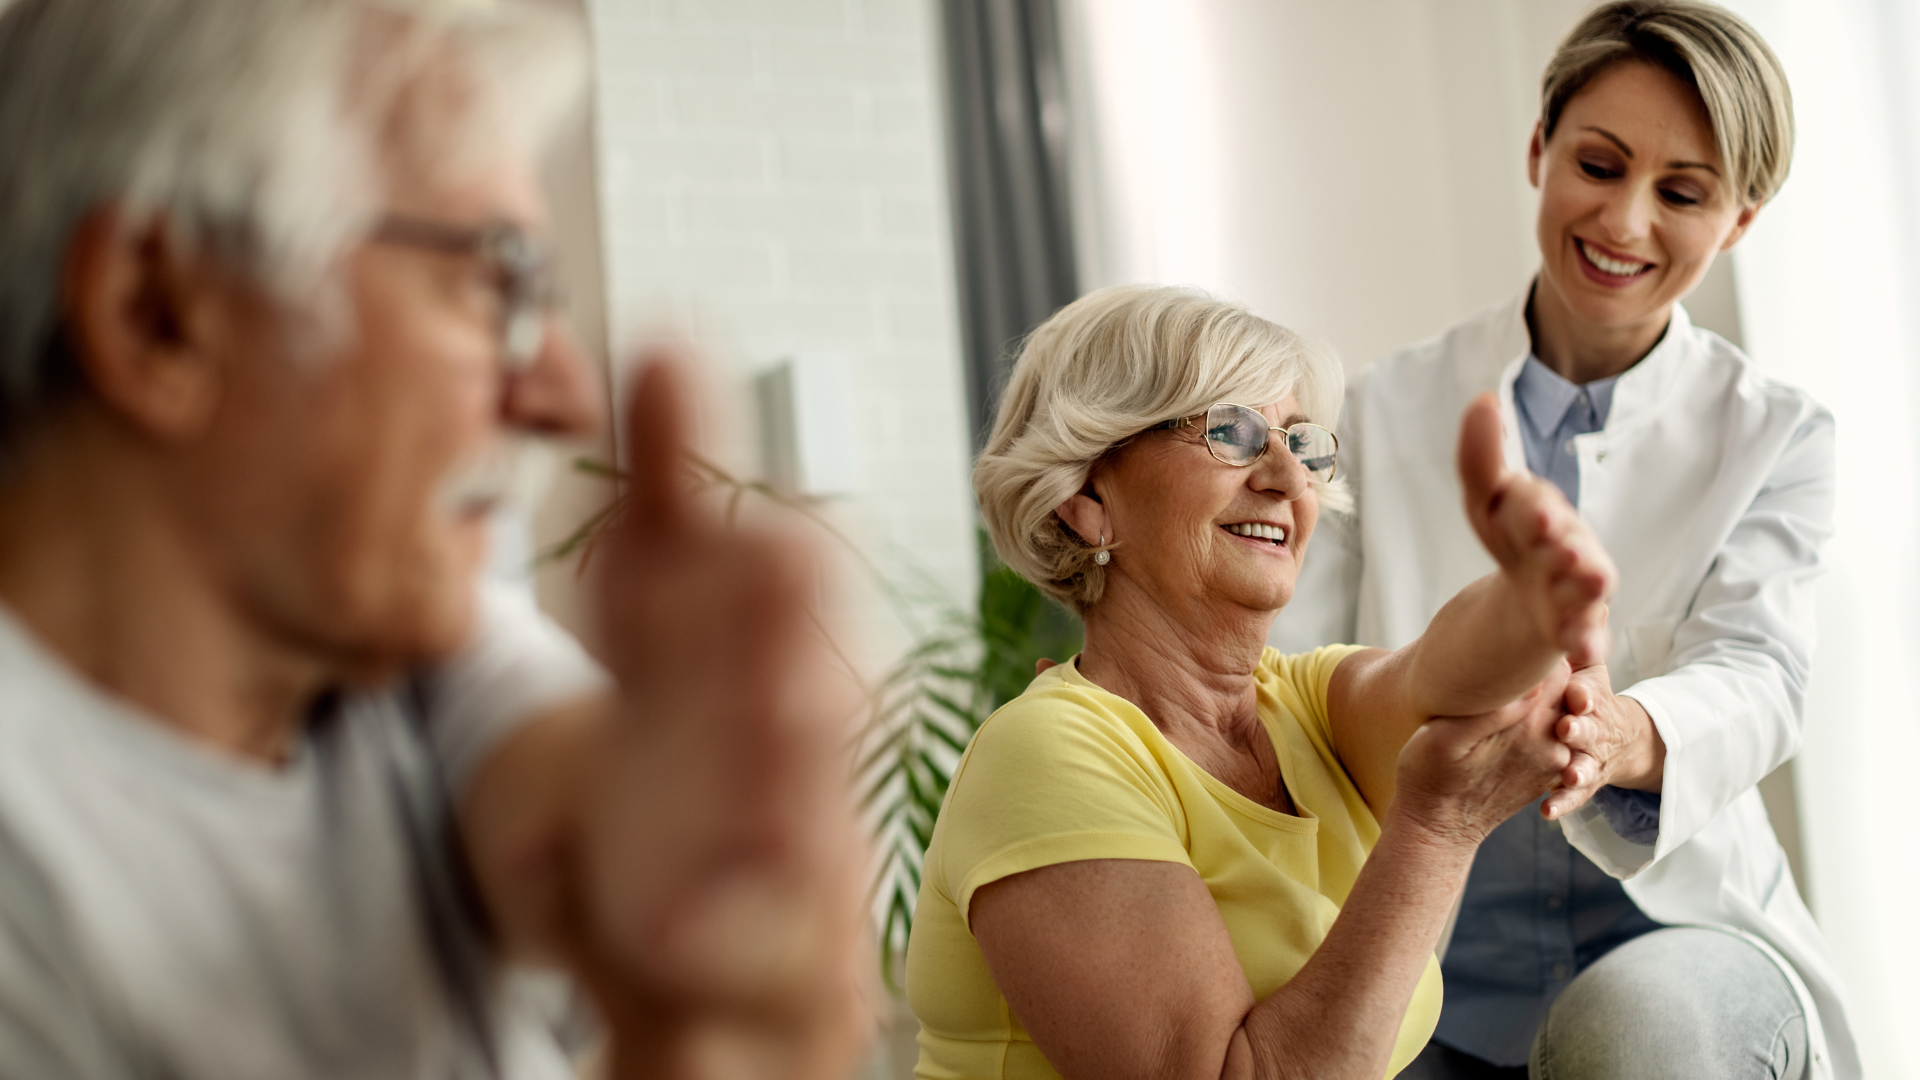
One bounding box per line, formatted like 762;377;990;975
0;0;586;461
974;285;1347;612
1542;1;1793;204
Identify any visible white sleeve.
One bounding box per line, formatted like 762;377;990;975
1269;381;1365;652
0;817;133;1080
1564;409;1835;875
420;581;610;795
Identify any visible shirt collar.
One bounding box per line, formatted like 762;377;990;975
1513;354;1620;439
1493;279;1695;435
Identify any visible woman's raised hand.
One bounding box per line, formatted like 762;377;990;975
1457;393;1616;668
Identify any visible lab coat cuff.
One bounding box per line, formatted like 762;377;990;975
1589;787;1661;845
1561;688;1679;876
1560;800;1656;878
1615;682;1697;866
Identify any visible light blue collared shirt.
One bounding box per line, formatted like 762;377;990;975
1512;354;1617;506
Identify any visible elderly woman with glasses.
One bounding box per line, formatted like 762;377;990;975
905;285;1618;1080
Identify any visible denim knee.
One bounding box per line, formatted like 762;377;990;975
1528;926;1806;1080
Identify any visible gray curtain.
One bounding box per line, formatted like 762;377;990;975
940;0;1080;448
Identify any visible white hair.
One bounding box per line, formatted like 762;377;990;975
974;285;1348;612
0;0;587;461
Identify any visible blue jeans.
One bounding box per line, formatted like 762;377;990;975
1402;927;1808;1080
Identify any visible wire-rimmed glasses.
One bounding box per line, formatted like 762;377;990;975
1158;402;1339;479
371;214;561;372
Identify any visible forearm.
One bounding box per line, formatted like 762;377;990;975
460;696;615;963
1404;572;1564;718
1231;811;1475;1080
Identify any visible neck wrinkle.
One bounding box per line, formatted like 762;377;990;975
0;415;328;766
1074;572;1271;745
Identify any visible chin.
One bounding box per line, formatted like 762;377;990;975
1223;576;1295;616
405;534;488;661
322;532;487;677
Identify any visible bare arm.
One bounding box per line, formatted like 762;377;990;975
971;679;1571;1080
458;357;870;1080
1328;393;1614;814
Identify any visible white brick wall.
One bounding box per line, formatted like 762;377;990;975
585;0;979;666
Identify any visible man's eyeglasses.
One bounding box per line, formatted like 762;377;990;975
371;214;560;372
1158;402;1339;479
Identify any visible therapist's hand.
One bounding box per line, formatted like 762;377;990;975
1541;661;1667;820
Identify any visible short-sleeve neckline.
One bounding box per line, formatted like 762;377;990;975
1054;656;1319;835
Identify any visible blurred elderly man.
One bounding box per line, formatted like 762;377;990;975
0;1;865;1078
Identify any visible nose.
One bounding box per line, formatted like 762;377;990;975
1595;180;1656;244
1252;431;1313;501
501;318;605;439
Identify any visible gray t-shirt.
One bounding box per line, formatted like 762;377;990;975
0;583;608;1079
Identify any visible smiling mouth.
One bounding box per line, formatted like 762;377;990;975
1576;238;1655;279
1223;521;1289;547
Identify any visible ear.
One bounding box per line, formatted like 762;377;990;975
1054;482;1111;550
1718;201;1762;252
61;209;231;441
1526;121;1545;189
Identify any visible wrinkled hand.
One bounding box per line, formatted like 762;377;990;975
1456;393;1615;667
1540;662;1664;820
1394;661;1574;847
572;354;871;1080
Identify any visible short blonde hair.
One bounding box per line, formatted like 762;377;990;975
974;285;1345;612
1542;1;1793;204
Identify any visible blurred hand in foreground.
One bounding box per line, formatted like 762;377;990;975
571;353;872;1080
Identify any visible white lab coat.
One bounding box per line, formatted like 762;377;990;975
1272;289;1858;1079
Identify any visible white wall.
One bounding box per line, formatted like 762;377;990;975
1722;2;1920;1075
583;0;978;665
1064;0;1597;371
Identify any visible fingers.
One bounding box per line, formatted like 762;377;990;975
1035;657;1058;675
1456;392;1510;552
1542;754;1601;820
1538;657;1573;705
1488;473;1617;665
576;348;869;1080
621;350;696;542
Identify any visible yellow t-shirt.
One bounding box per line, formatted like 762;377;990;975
904;645;1440;1080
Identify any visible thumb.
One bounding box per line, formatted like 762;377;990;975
620;350;696;544
1456;392;1509;548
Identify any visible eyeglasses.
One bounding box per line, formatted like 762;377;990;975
1158;402;1339;479
370;214;561;372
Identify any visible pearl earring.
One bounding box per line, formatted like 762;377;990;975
1094;535;1110;566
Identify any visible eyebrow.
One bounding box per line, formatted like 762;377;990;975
1581;126;1721;175
1280;412;1310;428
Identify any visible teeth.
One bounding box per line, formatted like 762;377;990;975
1580;239;1649;277
1225;522;1286;543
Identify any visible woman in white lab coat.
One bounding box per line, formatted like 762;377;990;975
1274;3;1855;1078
